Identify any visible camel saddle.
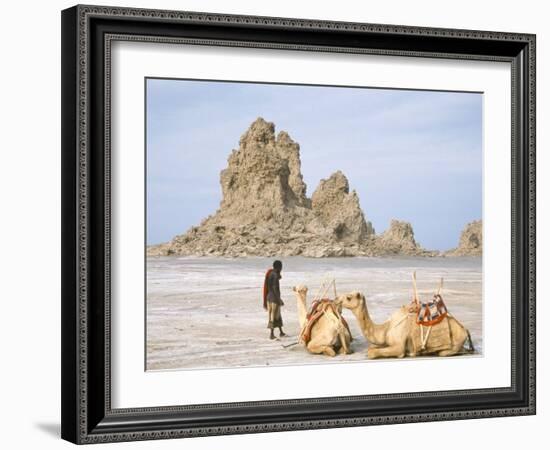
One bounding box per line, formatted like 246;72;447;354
299;299;352;345
412;294;448;327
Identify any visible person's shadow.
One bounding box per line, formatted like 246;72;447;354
35;422;60;438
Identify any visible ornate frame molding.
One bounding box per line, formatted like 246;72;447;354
61;4;536;444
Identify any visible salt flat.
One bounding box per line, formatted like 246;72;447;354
146;256;482;371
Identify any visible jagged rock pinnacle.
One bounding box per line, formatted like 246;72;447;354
446;220;482;256
312;171;374;243
148;118;432;257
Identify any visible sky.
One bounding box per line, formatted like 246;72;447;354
146;78;482;251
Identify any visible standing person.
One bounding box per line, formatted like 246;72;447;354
263;260;286;339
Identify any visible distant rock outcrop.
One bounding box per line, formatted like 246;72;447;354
311;171;374;243
374;220;422;255
446;220;482;256
148;118;432;257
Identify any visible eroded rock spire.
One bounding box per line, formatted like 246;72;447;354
148;118;432;257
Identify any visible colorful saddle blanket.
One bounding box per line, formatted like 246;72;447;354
300;299;352;344
415;294;448;326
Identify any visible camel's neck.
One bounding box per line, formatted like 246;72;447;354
295;295;308;329
352;300;387;345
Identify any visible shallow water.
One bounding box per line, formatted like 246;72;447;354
146;256;482;370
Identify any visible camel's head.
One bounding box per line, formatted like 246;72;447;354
335;291;365;310
292;285;308;299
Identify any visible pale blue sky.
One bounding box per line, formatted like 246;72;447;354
146;78;482;251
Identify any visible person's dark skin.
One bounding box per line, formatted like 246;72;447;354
274;289;286;338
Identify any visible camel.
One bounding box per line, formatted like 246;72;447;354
335;290;474;359
292;285;353;357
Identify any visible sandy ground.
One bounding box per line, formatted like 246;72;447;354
146;256;482;371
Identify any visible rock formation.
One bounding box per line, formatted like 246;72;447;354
148;118;433;257
446;220;482;256
311;171;374;242
373;220;421;255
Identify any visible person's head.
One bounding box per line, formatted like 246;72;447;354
273;260;283;272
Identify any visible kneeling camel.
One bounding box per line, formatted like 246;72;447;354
335;290;474;359
292;285;352;357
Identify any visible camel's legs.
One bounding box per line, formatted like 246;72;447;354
307;344;336;357
437;348;459;356
338;329;351;354
338;331;352;355
438;325;468;356
367;344;406;359
437;340;466;356
307;339;337;357
405;337;417;357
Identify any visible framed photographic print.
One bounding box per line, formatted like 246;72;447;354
61;4;536;444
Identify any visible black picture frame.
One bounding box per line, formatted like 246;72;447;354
61;4;536;444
